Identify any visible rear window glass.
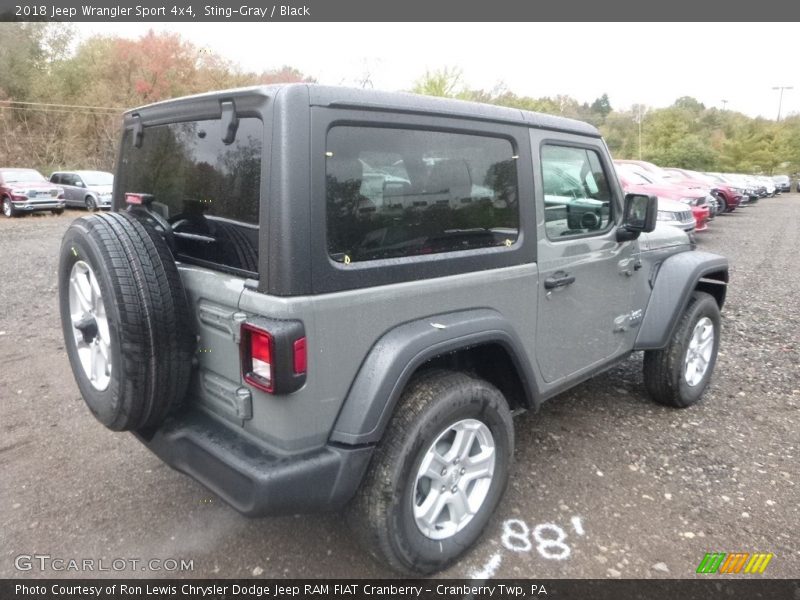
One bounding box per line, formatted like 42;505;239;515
326;126;519;263
117;117;263;275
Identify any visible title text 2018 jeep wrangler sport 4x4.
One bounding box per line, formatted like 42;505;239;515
59;85;728;574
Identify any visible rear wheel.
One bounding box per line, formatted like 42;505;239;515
58;211;194;431
347;370;514;574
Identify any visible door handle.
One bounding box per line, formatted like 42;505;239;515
544;272;576;289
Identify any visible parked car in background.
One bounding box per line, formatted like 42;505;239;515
615;162;710;232
711;173;760;203
703;173;750;207
739;175;766;200
616;165;698;235
663;167;742;213
50;171;114;211
772;175;791;193
756;176;776;197
1;168;65;218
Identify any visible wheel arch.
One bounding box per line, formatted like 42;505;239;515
329;308;538;446
634;250;728;351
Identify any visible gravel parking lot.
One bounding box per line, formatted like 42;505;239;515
1;198;798;579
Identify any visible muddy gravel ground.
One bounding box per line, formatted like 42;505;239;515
1;198;798;580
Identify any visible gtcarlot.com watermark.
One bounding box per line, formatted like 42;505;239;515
14;554;194;572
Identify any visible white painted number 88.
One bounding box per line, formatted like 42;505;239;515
533;523;571;560
501;519;532;552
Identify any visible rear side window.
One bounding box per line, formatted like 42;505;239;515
118;117;263;275
326;126;519;263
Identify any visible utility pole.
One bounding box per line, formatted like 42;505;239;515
637;104;643;160
772;86;793;121
721;99;728;110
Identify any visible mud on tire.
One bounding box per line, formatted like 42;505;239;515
58;211;195;431
643;291;721;408
347;369;514;574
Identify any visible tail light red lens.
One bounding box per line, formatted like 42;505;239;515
293;337;307;375
242;324;274;393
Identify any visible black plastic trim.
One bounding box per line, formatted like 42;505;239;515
330;308;539;445
135;410;373;516
634;250;729;350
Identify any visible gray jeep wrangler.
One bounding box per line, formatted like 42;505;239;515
58;84;728;574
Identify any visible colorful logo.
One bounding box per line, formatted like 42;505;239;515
696;552;774;574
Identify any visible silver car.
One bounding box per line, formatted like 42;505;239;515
50;170;113;211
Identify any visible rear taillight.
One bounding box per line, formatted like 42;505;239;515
241;320;307;395
242;324;274;393
293;338;307;375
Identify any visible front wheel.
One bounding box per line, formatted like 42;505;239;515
3;198;16;218
85;196;97;212
347;370;514;574
643;291;721;408
713;192;728;213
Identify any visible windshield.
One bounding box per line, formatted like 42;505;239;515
82;172;114;186
2;169;46;183
617;165;651;185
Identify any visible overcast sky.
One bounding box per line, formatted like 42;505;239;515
73;22;799;119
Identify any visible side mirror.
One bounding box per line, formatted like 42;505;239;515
617;193;657;241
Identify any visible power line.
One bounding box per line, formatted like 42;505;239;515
0;99;125;112
0;105;121;116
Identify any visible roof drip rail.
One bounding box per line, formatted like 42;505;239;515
220;100;239;145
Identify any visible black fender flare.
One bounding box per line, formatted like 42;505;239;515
329;308;538;445
633;250;729;351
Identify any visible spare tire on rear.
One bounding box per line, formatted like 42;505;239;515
58;211;194;431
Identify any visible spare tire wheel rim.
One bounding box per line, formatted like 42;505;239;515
684;316;714;387
413;418;496;540
68;260;111;391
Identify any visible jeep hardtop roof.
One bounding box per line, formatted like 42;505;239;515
124;83;601;138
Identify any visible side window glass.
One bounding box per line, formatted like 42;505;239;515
51;174;62;184
326;126;519;263
541;145;613;239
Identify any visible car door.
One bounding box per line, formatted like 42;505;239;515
66;174;83;205
70;174;87;206
50;173;65;203
55;173;74;205
533;133;638;383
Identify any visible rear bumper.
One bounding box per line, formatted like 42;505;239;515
136;410;373;516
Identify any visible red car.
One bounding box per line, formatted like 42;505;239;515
1;168;65;218
615;163;710;232
663;167;742;213
615;159;715;221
